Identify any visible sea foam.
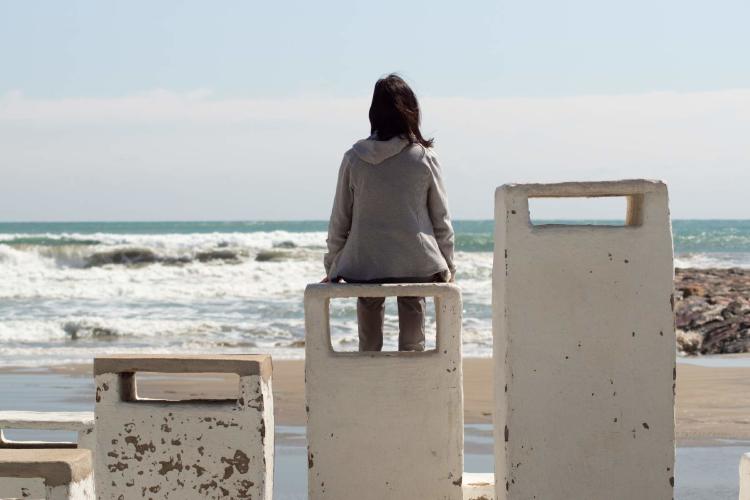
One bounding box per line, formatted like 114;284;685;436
1;222;748;367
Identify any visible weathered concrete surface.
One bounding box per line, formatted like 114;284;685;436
0;448;94;499
741;453;750;500
95;355;273;499
493;180;676;499
463;472;495;500
0;411;95;451
94;354;272;379
305;283;464;500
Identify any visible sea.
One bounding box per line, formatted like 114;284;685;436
1;220;749;368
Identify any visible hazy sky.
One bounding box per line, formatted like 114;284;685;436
1;0;748;221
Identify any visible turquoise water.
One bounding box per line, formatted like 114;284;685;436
1;219;750;254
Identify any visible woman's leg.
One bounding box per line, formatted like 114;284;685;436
397;296;426;351
396;273;445;351
357;297;385;351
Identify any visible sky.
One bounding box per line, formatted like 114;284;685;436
0;0;748;221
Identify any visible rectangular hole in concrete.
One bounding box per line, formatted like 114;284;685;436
329;296;437;353
0;429;78;448
529;196;635;226
130;372;240;402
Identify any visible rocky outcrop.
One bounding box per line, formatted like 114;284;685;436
675;268;750;355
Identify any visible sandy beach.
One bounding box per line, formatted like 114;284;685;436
5;357;750;444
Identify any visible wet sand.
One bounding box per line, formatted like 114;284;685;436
3;358;750;443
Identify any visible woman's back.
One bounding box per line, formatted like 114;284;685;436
325;135;453;282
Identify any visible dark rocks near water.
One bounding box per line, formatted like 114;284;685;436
675;268;750;355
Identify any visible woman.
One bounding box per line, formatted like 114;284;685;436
323;74;455;352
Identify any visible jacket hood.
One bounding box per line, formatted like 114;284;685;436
351;135;409;165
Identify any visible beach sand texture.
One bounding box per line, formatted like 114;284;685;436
5;358;750;443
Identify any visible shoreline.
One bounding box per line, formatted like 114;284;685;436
3;357;750;445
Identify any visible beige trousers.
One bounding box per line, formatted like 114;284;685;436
345;274;444;352
357;295;426;351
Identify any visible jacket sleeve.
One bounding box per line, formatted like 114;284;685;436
324;153;354;276
426;152;456;276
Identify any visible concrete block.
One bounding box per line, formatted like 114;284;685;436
0;411;95;451
463;472;495;500
305;282;464;500
740;453;750;500
94;354;273;499
493;180;676;499
0;448;94;499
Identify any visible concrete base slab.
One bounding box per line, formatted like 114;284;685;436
740;453;750;500
463;472;495;500
0;448;94;499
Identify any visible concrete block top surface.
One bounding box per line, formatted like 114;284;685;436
0;412;94;431
497;178;665;198
305;282;460;299
0;449;92;486
305;282;462;359
497;179;668;230
94;354;272;379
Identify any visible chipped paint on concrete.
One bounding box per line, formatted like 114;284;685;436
463;472;495;500
95;355;273;499
0;448;95;499
305;283;464;500
493;181;676;499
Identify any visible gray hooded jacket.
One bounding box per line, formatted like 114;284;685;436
324;136;455;282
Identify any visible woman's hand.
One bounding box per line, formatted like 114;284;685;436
320;276;330;283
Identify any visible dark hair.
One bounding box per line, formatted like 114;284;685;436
368;74;434;148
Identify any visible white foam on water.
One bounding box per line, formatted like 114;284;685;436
3;226;746;367
674;252;750;269
0;231;495;366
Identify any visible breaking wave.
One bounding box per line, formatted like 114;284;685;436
1;220;748;367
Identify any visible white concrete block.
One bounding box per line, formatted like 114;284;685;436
493;180;676;499
463;472;495;500
0;448;95;499
94;355;273;499
305;282;464;500
740;453;750;500
0;411;95;452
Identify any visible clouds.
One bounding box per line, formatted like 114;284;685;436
1;89;748;220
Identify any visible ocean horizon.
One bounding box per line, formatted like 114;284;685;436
1;219;749;367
